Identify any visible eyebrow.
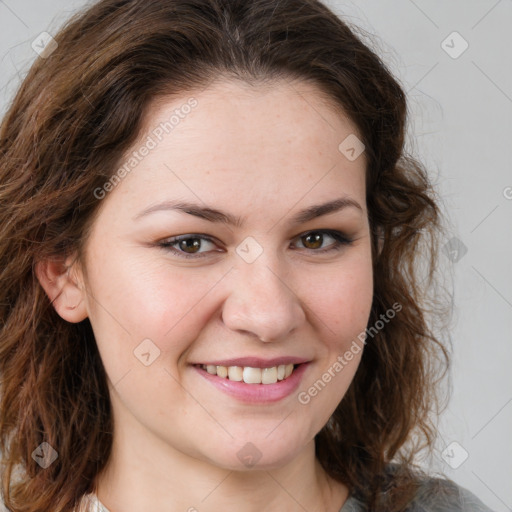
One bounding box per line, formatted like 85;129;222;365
133;197;363;227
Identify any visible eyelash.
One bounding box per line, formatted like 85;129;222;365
156;230;353;260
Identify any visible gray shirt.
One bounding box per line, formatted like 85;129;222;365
76;477;495;512
340;475;495;512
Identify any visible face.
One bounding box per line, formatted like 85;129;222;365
74;79;373;470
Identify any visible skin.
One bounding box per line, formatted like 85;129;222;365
37;78;374;512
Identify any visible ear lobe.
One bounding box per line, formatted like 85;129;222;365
35;254;88;323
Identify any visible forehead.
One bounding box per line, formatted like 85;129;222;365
142;77;357;142
106;78;367;218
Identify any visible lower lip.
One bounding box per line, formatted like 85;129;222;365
193;363;309;403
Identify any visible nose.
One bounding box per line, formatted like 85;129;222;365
221;257;306;343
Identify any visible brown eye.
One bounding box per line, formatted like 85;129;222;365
293;230;353;253
158;235;218;259
301;232;323;249
178;238;202;253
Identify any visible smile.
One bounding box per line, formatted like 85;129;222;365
193;362;309;403
198;363;295;385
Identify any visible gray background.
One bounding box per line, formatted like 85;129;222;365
0;1;511;510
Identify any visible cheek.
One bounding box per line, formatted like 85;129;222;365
297;255;374;344
84;249;236;376
85;237;373;374
294;258;372;417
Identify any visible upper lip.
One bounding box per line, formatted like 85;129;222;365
192;357;310;367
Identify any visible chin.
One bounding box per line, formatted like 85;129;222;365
203;436;308;472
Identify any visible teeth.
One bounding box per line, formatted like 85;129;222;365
243;366;261;384
228;366;243;381
261;366;277;384
216;366;228;378
201;363;295;384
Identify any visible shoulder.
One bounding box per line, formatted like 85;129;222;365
341;465;495;512
407;474;495;512
75;493;111;512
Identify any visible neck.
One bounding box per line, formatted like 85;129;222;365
94;423;349;512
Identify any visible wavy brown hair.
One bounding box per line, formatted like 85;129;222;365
0;0;452;510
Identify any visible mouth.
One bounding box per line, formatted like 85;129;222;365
192;361;310;403
195;363;298;385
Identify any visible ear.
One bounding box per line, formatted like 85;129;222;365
35;254;88;323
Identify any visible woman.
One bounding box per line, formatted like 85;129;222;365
0;1;495;511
